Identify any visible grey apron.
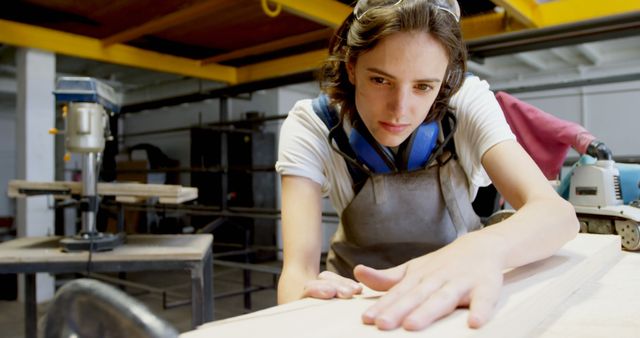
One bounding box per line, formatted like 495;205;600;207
326;156;482;279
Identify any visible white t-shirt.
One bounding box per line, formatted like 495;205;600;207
275;76;516;216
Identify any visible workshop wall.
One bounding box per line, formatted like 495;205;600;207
0;113;15;216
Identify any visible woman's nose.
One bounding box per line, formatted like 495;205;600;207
387;86;409;119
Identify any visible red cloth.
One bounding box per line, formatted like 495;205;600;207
495;91;596;180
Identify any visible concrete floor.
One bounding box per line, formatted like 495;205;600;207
0;264;279;337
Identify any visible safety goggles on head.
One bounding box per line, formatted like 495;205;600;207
353;0;461;23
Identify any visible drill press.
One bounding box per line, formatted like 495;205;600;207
53;77;125;252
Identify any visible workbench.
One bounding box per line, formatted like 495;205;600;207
532;250;640;337
0;234;213;338
182;234;640;338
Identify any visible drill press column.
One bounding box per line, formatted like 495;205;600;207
54;77;124;251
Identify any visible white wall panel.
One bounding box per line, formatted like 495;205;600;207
0;115;15;216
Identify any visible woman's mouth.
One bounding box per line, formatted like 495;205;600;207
379;121;410;134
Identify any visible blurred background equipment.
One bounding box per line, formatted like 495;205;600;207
7;77;198;251
52;77;124;251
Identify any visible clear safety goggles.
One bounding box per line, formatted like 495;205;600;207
353;0;461;23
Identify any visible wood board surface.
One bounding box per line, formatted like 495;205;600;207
0;234;213;263
8;180;198;204
532;251;640;338
182;234;621;338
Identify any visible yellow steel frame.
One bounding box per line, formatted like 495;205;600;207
237;49;328;83
537;0;640;26
462;11;504;38
0;19;237;84
490;0;540;27
491;0;640;28
461;12;522;41
268;0;352;28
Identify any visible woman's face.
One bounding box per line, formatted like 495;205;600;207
347;31;449;147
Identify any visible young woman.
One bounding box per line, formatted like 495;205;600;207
275;0;578;331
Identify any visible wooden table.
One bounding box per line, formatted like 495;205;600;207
182;234;637;338
0;234;213;338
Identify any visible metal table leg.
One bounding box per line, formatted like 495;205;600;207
25;273;37;338
203;249;214;322
191;267;203;328
191;248;214;328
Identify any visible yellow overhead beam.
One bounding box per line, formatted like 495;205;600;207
0;19;237;84
461;12;506;41
268;0;528;42
490;0;541;28
537;0;640;27
490;0;640;29
237;49;327;83
461;11;527;41
467;0;639;40
102;0;234;47
268;0;352;28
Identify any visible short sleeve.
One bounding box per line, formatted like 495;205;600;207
449;76;516;192
275;100;333;194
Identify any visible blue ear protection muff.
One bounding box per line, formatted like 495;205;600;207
349;119;439;174
313;93;449;178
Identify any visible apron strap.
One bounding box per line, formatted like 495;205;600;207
439;161;483;236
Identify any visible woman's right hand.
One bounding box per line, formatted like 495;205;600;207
302;270;363;299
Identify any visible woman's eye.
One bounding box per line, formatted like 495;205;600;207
370;77;387;85
416;83;432;91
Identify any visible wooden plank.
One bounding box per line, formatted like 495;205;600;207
8;180;198;202
532;252;640;337
115;196;148;204
0;235;213;263
98;183;190;196
183;234;621;338
159;190;199;204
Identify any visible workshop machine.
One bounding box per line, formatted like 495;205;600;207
486;92;640;251
486;140;640;251
566;141;640;250
51;76;125;251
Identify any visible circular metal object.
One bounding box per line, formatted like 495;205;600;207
615;220;640;251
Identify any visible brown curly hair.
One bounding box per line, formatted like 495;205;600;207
319;0;467;124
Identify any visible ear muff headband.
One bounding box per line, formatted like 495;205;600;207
349;120;398;174
349;125;397;173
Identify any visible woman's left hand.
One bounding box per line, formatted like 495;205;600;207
354;232;506;331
